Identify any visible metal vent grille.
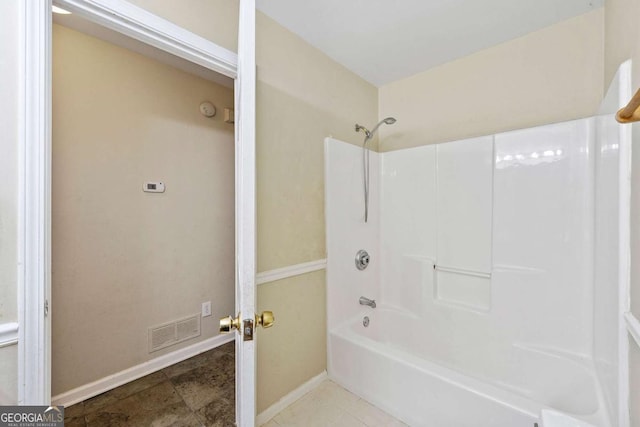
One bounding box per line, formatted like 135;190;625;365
177;316;199;341
150;323;176;351
149;313;201;353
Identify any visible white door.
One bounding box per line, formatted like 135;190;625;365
20;1;260;425
234;0;258;425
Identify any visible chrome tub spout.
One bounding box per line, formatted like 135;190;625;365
359;296;376;308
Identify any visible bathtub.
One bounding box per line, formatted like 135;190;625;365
328;308;609;427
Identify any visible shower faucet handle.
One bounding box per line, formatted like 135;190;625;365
355;250;370;270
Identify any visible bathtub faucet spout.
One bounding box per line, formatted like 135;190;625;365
359;296;376;308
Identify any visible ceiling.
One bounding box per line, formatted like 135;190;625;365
256;0;603;86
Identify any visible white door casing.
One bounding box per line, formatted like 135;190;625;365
18;0;52;405
18;1;257;424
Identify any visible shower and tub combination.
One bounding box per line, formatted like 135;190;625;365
325;66;631;427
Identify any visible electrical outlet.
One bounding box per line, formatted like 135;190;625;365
201;301;212;317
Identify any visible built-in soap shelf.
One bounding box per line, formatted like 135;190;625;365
433;264;492;312
433;264;491;279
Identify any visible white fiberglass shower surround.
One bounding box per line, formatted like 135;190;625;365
325;66;631;427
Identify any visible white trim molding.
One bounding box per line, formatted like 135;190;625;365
256;371;327;425
55;0;237;78
625;312;640;348
18;0;52;405
0;323;19;348
257;259;327;285
52;334;234;407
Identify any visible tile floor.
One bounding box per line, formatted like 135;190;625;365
261;380;407;427
64;341;235;427
63;340;405;427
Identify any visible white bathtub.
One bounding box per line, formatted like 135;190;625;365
328;308;608;427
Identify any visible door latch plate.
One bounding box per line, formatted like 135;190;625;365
243;318;254;341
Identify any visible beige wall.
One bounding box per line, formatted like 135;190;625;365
255;12;378;272
257;271;326;411
254;12;377;412
379;9;604;151
0;0;19;327
52;24;235;395
632;340;640;426
0;0;20;405
605;0;640;424
127;0;238;53
0;346;17;404
604;0;640;87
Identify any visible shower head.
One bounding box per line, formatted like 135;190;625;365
368;117;396;139
355;117;396;141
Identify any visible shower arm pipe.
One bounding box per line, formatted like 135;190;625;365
355;124;371;140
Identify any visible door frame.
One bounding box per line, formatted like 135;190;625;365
17;0;257;423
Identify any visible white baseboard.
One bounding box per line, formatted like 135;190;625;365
256;371;327;426
52;334;235;407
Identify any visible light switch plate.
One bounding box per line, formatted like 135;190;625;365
201;301;212;317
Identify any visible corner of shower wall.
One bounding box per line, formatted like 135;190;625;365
324;137;381;334
592;59;633;427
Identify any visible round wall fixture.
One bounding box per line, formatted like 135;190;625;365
355;249;370;270
199;101;216;118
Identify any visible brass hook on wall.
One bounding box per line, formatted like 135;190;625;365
616;88;640;123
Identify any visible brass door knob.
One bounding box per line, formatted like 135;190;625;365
256;311;275;329
220;313;241;333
